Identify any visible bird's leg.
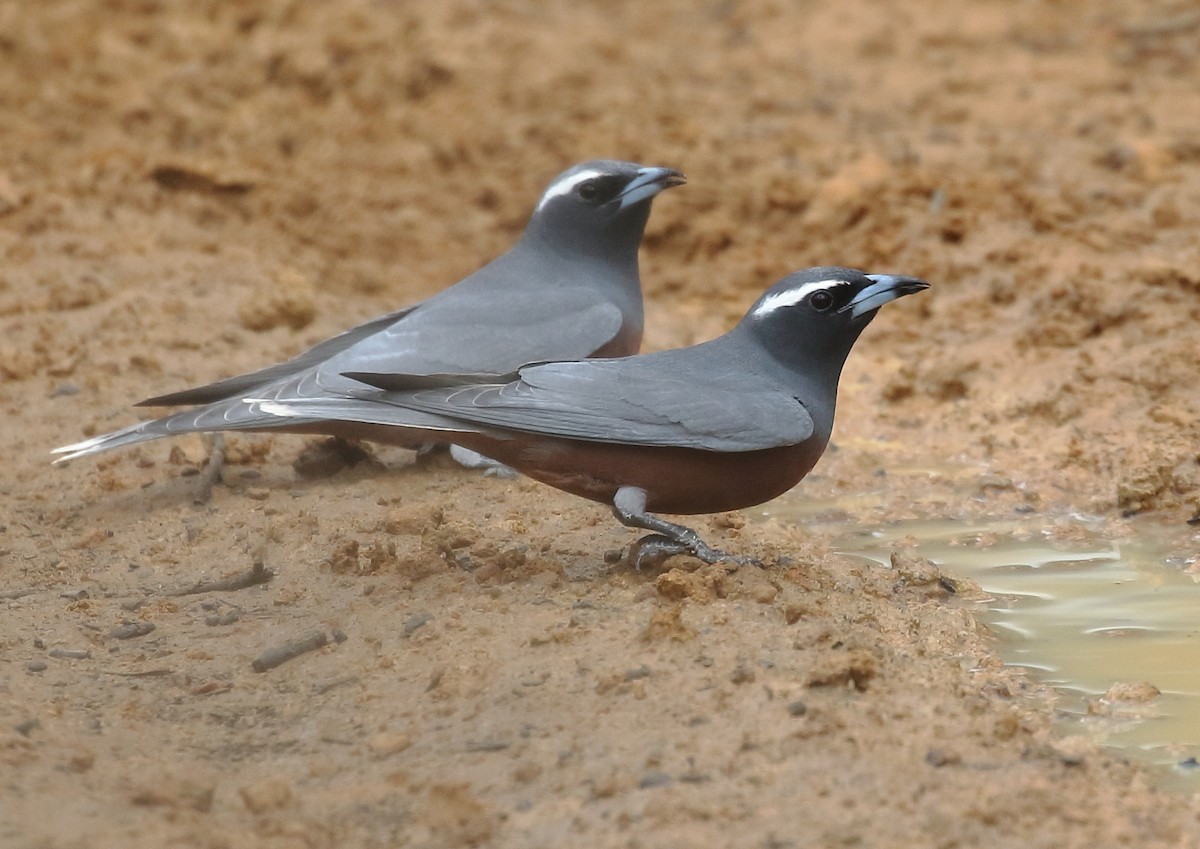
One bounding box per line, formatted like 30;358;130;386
611;486;731;568
193;433;226;505
448;444;519;479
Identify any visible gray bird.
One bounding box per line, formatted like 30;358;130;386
249;266;929;564
52;160;684;464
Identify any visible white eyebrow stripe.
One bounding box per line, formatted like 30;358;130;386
535;169;607;212
751;279;850;317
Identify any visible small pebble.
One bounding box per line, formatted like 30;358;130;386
926;748;962;767
465;739;509;752
368;732;413;757
730;662;756;685
1103;681;1160;703
638;770;672;789
787;700;808;717
238;778;293;814
26;661;47;673
402;612;433;638
110;622;155;640
625;665;652;682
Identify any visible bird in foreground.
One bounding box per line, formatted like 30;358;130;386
53;160;685;464
251;267;930;565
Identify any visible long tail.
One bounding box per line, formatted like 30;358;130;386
51;396;465;464
51;400;286;464
253;396;479;432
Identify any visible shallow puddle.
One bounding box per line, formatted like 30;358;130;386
769;501;1200;789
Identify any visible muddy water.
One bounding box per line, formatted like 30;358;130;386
770;500;1200;789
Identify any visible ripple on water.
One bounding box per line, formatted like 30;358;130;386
767;500;1200;790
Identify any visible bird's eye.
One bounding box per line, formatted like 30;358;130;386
577;180;599;201
809;290;835;312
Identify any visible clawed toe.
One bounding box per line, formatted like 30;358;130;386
612;487;748;571
626;533;739;571
626;534;684;570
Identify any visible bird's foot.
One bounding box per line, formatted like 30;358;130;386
627;533;736;571
611;486;755;571
628;534;696;571
448;445;518;478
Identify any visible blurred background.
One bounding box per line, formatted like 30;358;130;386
3;2;1200;846
3;0;1197;520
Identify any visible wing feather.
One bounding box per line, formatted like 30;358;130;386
137;305;419;406
352;359;813;452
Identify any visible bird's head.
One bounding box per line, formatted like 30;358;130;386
523;160;686;258
743;266;929;376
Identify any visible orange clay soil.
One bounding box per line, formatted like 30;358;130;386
2;2;1199;847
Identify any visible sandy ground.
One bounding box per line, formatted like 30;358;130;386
3;1;1200;846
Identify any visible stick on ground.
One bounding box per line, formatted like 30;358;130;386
251;630;329;673
167;560;273;597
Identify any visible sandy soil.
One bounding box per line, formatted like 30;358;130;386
3;1;1200;846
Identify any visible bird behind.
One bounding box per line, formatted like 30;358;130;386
53;160;685;464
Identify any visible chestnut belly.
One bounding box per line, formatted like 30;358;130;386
250;419;825;516
455;433;826;516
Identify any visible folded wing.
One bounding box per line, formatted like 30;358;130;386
342;359;814;453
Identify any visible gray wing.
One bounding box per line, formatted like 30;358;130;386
312;297;624;382
353;359;815;452
137;305;419;406
140;256;630;407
